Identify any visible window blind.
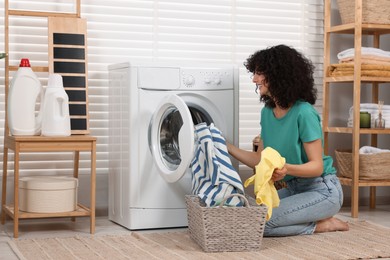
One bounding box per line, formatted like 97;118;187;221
0;0;324;205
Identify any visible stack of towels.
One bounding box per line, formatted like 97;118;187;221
347;103;390;128
337;47;390;65
328;47;390;77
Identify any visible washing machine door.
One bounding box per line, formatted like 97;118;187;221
150;94;195;183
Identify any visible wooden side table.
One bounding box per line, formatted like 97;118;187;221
1;135;97;238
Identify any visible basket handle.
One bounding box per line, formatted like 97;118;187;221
218;193;250;208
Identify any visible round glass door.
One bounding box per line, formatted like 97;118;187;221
149;94;195;183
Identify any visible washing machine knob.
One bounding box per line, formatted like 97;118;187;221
185;75;195;86
214;78;221;85
204;77;211;84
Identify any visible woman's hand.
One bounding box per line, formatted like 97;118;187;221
227;139;262;169
273;139;323;179
272;166;288;181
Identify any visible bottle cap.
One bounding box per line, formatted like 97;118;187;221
19;58;31;67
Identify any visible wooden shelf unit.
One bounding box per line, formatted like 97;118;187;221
1;136;97;238
1;0;97;238
323;0;390;218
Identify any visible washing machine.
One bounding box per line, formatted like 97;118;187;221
108;62;239;230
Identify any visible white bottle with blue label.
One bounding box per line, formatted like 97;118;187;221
8;58;43;135
41;74;71;136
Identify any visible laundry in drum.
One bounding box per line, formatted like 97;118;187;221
159;105;211;167
189;107;211;125
160;109;183;166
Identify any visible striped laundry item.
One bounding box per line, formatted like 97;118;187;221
190;122;244;207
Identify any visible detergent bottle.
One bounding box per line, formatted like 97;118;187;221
41;74;71;136
8;58;43;135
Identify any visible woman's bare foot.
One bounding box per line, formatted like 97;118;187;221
314;217;349;233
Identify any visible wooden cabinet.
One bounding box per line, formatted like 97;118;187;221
322;0;390;218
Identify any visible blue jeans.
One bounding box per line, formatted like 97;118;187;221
264;174;344;237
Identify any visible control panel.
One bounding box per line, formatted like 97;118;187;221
180;67;234;90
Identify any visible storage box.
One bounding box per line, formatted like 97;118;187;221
337;0;390;25
185;194;267;252
335;149;390;180
19;176;78;213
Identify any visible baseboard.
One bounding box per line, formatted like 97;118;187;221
342;195;390;207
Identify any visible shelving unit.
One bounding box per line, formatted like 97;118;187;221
323;0;390;218
1;0;97;238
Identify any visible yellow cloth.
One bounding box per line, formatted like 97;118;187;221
244;147;285;220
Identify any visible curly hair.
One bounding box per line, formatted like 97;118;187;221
244;44;317;109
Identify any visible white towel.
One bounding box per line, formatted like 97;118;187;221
359;146;390;154
338;47;390;60
347;103;390;128
191;122;244;207
349;103;390;114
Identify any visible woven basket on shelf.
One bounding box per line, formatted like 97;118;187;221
335;149;390;180
185;194;267;252
337;0;390;24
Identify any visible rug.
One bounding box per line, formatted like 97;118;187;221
8;221;390;260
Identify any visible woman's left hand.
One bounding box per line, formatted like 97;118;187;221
272;166;288;181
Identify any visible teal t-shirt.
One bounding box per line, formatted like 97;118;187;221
260;101;336;181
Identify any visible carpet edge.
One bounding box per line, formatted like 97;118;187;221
361;220;390;230
7;240;27;260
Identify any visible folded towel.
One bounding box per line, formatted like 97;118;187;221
191;122;244;207
359;146;390;154
244;147;284;220
340;54;390;63
331;70;390;77
350;103;390;111
328;63;390;77
341;59;390;66
330;63;390;71
337;47;390;60
340;54;390;66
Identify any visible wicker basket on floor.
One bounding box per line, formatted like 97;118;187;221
185;194;267;252
337;0;390;25
335;149;390;180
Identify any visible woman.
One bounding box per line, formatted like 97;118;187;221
227;44;349;236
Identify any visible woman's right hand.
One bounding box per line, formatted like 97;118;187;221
272;166;287;181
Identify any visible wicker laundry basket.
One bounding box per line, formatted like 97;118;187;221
335;149;390;180
337;0;390;24
185;194;267;252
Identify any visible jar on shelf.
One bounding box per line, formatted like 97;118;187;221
375;114;385;128
360;111;371;128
